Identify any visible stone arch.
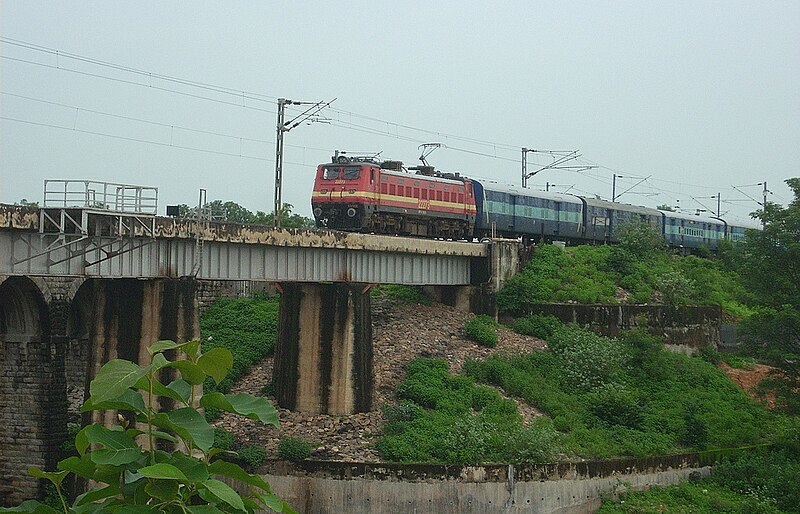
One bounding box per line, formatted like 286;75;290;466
0;276;57;506
0;276;50;343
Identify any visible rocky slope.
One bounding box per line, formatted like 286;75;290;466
214;299;547;462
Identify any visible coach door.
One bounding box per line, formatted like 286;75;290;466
509;195;517;231
554;201;562;237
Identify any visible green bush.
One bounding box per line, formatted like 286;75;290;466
377;357;556;464
465;327;777;460
548;327;624;391
712;449;800;512
237;444;268;471
278;437;315;462
464;314;498;348
513;314;563;339
213;426;237;451
586;384;643;429
598;481;783;513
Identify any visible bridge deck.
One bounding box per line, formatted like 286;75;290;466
0;205;487;285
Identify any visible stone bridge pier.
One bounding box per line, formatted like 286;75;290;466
273;283;373;415
0;276;198;506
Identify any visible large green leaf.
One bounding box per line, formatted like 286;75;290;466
252;491;296;513
81;389;146;414
133;375;186;403
197;348;233;385
152;408;214;452
208;460;271;492
75;425;90;456
28;468;68;487
74;485;119;507
167;379;192;404
149;340;201;359
200;479;246;512
200;392;279;426
0;500;59;514
89;359;151;404
144;480;179;502
148;340;184;355
185;506;226;514
85;425;141;465
166;360;206;385
137;463;188;481
167;452;209;482
58;455;95;479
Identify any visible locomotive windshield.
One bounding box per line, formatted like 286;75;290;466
323;166;340;180
321;165;362;180
343;166;361;179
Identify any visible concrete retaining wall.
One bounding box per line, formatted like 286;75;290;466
507;304;721;351
233;454;713;514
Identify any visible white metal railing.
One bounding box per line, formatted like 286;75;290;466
43;180;158;214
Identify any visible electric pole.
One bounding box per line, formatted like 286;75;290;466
274;99;287;228
273;97;335;228
612;174;622;202
521;148;595;188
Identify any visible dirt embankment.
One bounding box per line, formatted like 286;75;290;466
718;361;777;408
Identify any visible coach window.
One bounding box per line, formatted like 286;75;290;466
370;170;375;184
343;166;361;180
323;167;339;180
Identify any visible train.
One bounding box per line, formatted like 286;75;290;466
311;153;758;251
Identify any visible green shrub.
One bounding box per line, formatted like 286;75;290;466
278;437;315;462
464;315;498;348
370;284;431;305
465;326;777;460
712;449;800;512
548;327;624;391
378;357;530;464
213;426;237;451
513;314;563;339
586;384;643;429
237;444;268;470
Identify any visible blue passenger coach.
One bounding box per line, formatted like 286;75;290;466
474;181;584;241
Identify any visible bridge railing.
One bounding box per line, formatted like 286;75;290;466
43;180;158;214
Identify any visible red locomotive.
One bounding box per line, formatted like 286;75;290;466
311;152;477;239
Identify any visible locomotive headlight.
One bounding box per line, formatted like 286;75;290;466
313;207;322;217
347;207;357;217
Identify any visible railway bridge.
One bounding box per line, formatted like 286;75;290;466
0;183;520;504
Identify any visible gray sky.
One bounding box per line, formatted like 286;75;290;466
1;1;798;223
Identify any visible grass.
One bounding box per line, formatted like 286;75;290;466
496;243;752;317
376;358;558;464
200;295;280;394
463;328;777;459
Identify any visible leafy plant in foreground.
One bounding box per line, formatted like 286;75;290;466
3;340;295;514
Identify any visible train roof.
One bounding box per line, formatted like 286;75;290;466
659;210;726;225
475;181;584;205
380;168;470;186
583;196;661;216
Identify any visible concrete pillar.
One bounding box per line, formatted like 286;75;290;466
273;283;372;415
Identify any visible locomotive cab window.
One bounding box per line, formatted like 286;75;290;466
323;167;340;180
343;166;361;180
